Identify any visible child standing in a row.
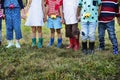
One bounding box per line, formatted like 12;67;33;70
25;0;45;48
45;0;64;48
1;0;25;48
77;0;101;54
98;0;119;54
63;0;80;51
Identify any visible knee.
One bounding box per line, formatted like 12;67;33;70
72;28;80;36
109;33;116;40
89;33;95;41
81;32;87;41
37;27;42;33
32;27;36;33
51;29;55;34
56;29;61;34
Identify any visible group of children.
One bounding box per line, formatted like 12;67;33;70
0;0;120;54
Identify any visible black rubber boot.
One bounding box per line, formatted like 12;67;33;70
88;42;95;54
82;42;88;54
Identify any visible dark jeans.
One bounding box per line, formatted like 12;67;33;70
98;20;118;48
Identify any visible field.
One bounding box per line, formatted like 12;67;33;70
0;20;120;80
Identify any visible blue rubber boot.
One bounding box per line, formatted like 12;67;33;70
48;38;54;47
57;38;62;48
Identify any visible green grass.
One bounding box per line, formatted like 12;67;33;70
0;20;120;80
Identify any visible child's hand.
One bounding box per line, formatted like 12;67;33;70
61;18;65;24
44;16;48;22
1;9;5;19
2;14;5;19
117;17;120;25
21;9;26;20
77;16;81;22
21;13;26;20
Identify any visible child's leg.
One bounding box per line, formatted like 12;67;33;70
48;28;55;46
12;8;22;48
50;28;55;38
98;22;106;50
56;29;62;39
72;24;80;39
72;23;80;51
31;27;37;47
5;9;14;48
65;25;74;48
32;27;37;38
37;27;42;38
88;22;97;54
106;21;118;54
56;29;62;48
37;27;43;48
81;22;88;54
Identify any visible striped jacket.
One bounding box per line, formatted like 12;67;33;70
99;0;119;23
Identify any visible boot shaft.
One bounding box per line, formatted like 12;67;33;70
66;37;75;49
74;38;80;51
89;42;95;50
88;42;95;54
32;38;36;44
38;38;43;48
32;38;36;47
48;38;54;46
82;42;87;50
38;38;43;43
57;38;62;48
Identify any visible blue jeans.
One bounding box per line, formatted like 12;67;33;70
98;20;118;48
81;22;97;42
5;8;22;40
0;18;2;41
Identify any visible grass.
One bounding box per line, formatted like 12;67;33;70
0;20;120;80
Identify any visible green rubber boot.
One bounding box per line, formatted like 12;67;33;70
38;38;43;48
32;38;36;47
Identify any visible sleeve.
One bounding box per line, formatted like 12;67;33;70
18;0;24;9
98;0;101;6
59;0;63;6
46;0;49;5
115;2;120;17
78;0;82;7
1;0;4;9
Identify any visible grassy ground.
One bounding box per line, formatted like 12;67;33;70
0;20;120;80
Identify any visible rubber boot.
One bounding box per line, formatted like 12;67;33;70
74;38;79;51
82;41;88;54
38;38;43;48
32;38;36;47
57;38;62;48
88;42;95;54
66;37;74;49
48;38;54;47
